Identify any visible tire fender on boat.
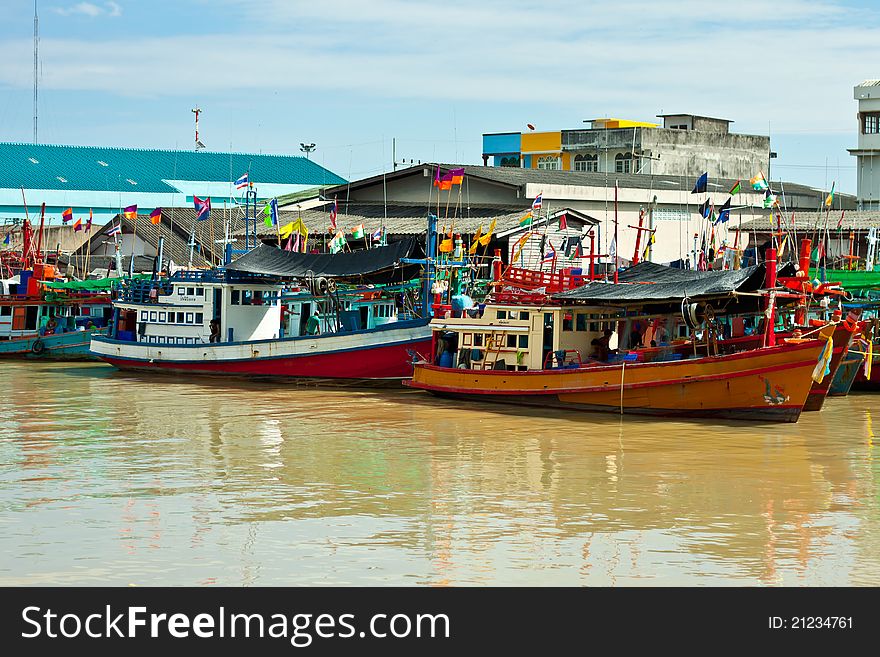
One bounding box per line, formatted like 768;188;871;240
31;338;45;355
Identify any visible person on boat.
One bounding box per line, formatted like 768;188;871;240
44;317;58;336
85;320;95;330
305;312;321;336
593;328;615;362
629;324;644;349
149;286;158;303
209;319;221;343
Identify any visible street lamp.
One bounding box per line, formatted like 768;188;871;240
300;143;316;159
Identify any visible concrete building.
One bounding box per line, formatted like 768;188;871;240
315;164;854;266
848;80;880;210
482;115;770;181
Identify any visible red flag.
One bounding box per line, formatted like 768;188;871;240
837;210;845;230
559;213;567;230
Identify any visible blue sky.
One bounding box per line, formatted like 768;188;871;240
1;0;878;192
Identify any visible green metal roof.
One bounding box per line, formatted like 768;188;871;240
0;142;346;193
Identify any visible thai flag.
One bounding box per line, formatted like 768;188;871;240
532;193;543;210
194;195;211;221
372;227;383;242
106;224;122;236
235;172;248;189
542;245;556;261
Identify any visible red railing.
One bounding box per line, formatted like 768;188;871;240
501;267;584;293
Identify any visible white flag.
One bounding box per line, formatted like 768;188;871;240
609;236;617;258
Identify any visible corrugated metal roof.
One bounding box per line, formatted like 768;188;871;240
0;142;346;193
858;80;880;87
737;210;880;232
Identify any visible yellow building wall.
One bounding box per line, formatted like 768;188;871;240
521;131;561;154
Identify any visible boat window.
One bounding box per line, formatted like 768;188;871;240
497;310;507;320
177;312;185;323
0;307;10;316
242;290;253;306
149;311;157;322
185;313;194;324
195;313;203;324
231;289;240;305
518;335;529;348
166;313;174;323
140;310;147;321
519;311;529;321
252;291;263;305
195;288;204;296
576;314;588;331
187;287;195;296
562;313;573;331
506;334;517;348
159;312;166;322
178;287;185;296
473;334;483;346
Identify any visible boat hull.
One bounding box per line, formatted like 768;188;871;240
407;340;827;423
0;328;108;360
829;350;864;397
90;320;432;381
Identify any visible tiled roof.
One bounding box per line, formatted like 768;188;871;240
737;210;880;232
0;142;346;193
323;163;856;208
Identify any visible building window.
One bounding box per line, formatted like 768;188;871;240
537;156;561;170
176;312;185;323
506;334;517;348
140;310;147;321
149;311;157;322
497;310;507;320
576;314;588;331
231;289;240;305
473;334;484;346
518;335;529;348
562;313;573;331
615;153;632;173
573;154;598;172
864;113;880;135
159;312;166;322
499;156;519;167
185;312;194;324
518;311;529;321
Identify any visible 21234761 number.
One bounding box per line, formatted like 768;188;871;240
769;617;853;629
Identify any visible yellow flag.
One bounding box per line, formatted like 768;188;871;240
279;218;309;240
811;335;834;383
439;238;453;253
867;340;873;380
478;219;496;247
469;225;483;255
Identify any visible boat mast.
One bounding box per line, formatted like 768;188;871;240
33;0;38;144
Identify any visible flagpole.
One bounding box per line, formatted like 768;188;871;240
613;181;619;284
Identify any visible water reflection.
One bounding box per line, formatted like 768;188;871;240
1;361;879;585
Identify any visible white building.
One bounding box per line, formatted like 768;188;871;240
849;80;880;210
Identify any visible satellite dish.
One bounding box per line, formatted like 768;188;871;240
527;124;535;131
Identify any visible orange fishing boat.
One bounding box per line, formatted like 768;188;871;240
407;311;830;423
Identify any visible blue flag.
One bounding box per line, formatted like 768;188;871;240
715;198;731;224
3;232;10;245
698;198;712;219
692;172;708;194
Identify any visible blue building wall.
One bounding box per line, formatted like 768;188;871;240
482;132;521;157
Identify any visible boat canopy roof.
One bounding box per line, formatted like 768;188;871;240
553;261;767;306
41;274;150;290
226;239;418;279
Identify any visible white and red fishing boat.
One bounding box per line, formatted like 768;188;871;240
90;240;432;382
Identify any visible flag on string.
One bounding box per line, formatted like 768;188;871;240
811;333;834;383
329;231;346;254
350;224;365;239
715;198;731;224
234;172;249;189
149;208;162;225
329;197;338;230
750;172;769;191
478;219;496;246
262;198;277;227
558;213;567;230
107;223;122;236
532;193;543;210
519;212;533;227
284;235;294;252
62;208;73;223
729;179;742;196
438;238;454;253
825;182;835;207
691;172;708;194
763;190;778;209
279;218;308;240
123;205;138;219
469;226;483;254
697;199;711;219
73;218;83;232
194;196;211;221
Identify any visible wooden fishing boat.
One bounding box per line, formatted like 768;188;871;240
829;347;865;396
407;308;829;423
91;242;432;383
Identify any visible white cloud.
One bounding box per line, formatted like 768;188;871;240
11;0;880;134
54;2;122;17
